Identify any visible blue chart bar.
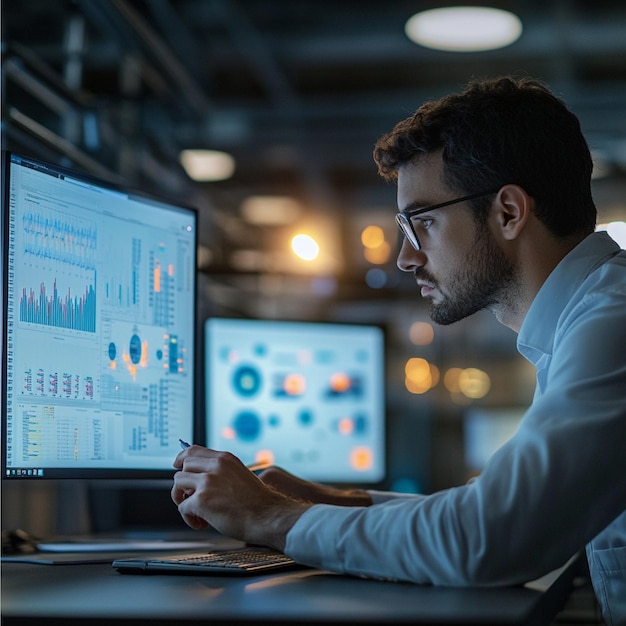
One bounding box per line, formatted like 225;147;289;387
20;279;96;332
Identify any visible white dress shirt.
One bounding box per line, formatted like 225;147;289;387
285;232;626;624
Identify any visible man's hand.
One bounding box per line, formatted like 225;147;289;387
171;446;311;551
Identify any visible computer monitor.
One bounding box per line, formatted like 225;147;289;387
1;152;197;480
204;318;386;484
463;407;524;474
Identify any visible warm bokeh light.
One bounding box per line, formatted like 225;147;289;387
444;367;463;393
430;364;440;387
241;195;301;225
458;368;491;399
405;357;439;394
364;240;392;264
179;149;235;181
361;225;385;248
405;358;430;380
409;321;435;346
361;225;392;264
291;233;320;260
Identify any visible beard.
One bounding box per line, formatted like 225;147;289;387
417;224;517;326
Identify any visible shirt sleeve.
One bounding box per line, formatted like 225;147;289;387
284;289;626;586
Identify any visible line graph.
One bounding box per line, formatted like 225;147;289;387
22;210;97;270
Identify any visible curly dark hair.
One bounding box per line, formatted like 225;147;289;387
373;77;597;237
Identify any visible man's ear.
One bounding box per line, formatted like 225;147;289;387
493;184;533;241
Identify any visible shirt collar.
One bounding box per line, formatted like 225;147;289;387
517;231;620;366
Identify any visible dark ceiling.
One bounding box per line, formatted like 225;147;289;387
3;0;626;303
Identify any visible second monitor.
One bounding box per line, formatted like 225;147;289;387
204;318;385;484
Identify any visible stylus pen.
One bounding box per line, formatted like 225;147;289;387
178;439;270;474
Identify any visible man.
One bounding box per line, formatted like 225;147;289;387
172;77;626;624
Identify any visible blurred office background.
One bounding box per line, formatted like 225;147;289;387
2;0;626;537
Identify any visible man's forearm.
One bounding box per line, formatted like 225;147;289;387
247;488;371;551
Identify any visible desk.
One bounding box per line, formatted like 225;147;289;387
2;551;577;625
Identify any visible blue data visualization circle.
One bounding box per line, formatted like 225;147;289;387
129;333;142;364
232;365;262;397
298;409;314;427
268;414;281;427
233;411;262;442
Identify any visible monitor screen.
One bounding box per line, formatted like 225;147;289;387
463;407;524;473
1;152;197;479
204;318;386;484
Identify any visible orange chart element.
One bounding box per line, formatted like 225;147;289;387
350;446;373;471
282;373;306;396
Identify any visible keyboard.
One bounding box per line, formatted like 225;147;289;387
113;547;303;576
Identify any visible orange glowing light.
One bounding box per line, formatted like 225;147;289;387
361;225;385;248
443;367;463;393
168;263;174;276
222;427;236;439
350;447;373;471
338;418;354;435
409;321;435;346
363;241;391;264
404;357;438;394
255;450;275;466
283;373;306;396
330;372;351;393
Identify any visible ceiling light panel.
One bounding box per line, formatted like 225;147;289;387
405;7;523;52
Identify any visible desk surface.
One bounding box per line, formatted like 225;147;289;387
2;548;576;626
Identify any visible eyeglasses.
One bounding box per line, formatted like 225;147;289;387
396;189;501;251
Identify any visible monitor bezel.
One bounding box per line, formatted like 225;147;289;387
1;150;199;480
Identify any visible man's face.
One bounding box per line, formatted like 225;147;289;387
396;153;516;325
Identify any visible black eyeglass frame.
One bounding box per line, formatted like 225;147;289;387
396;188;501;250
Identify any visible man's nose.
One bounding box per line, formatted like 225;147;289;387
397;238;426;272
